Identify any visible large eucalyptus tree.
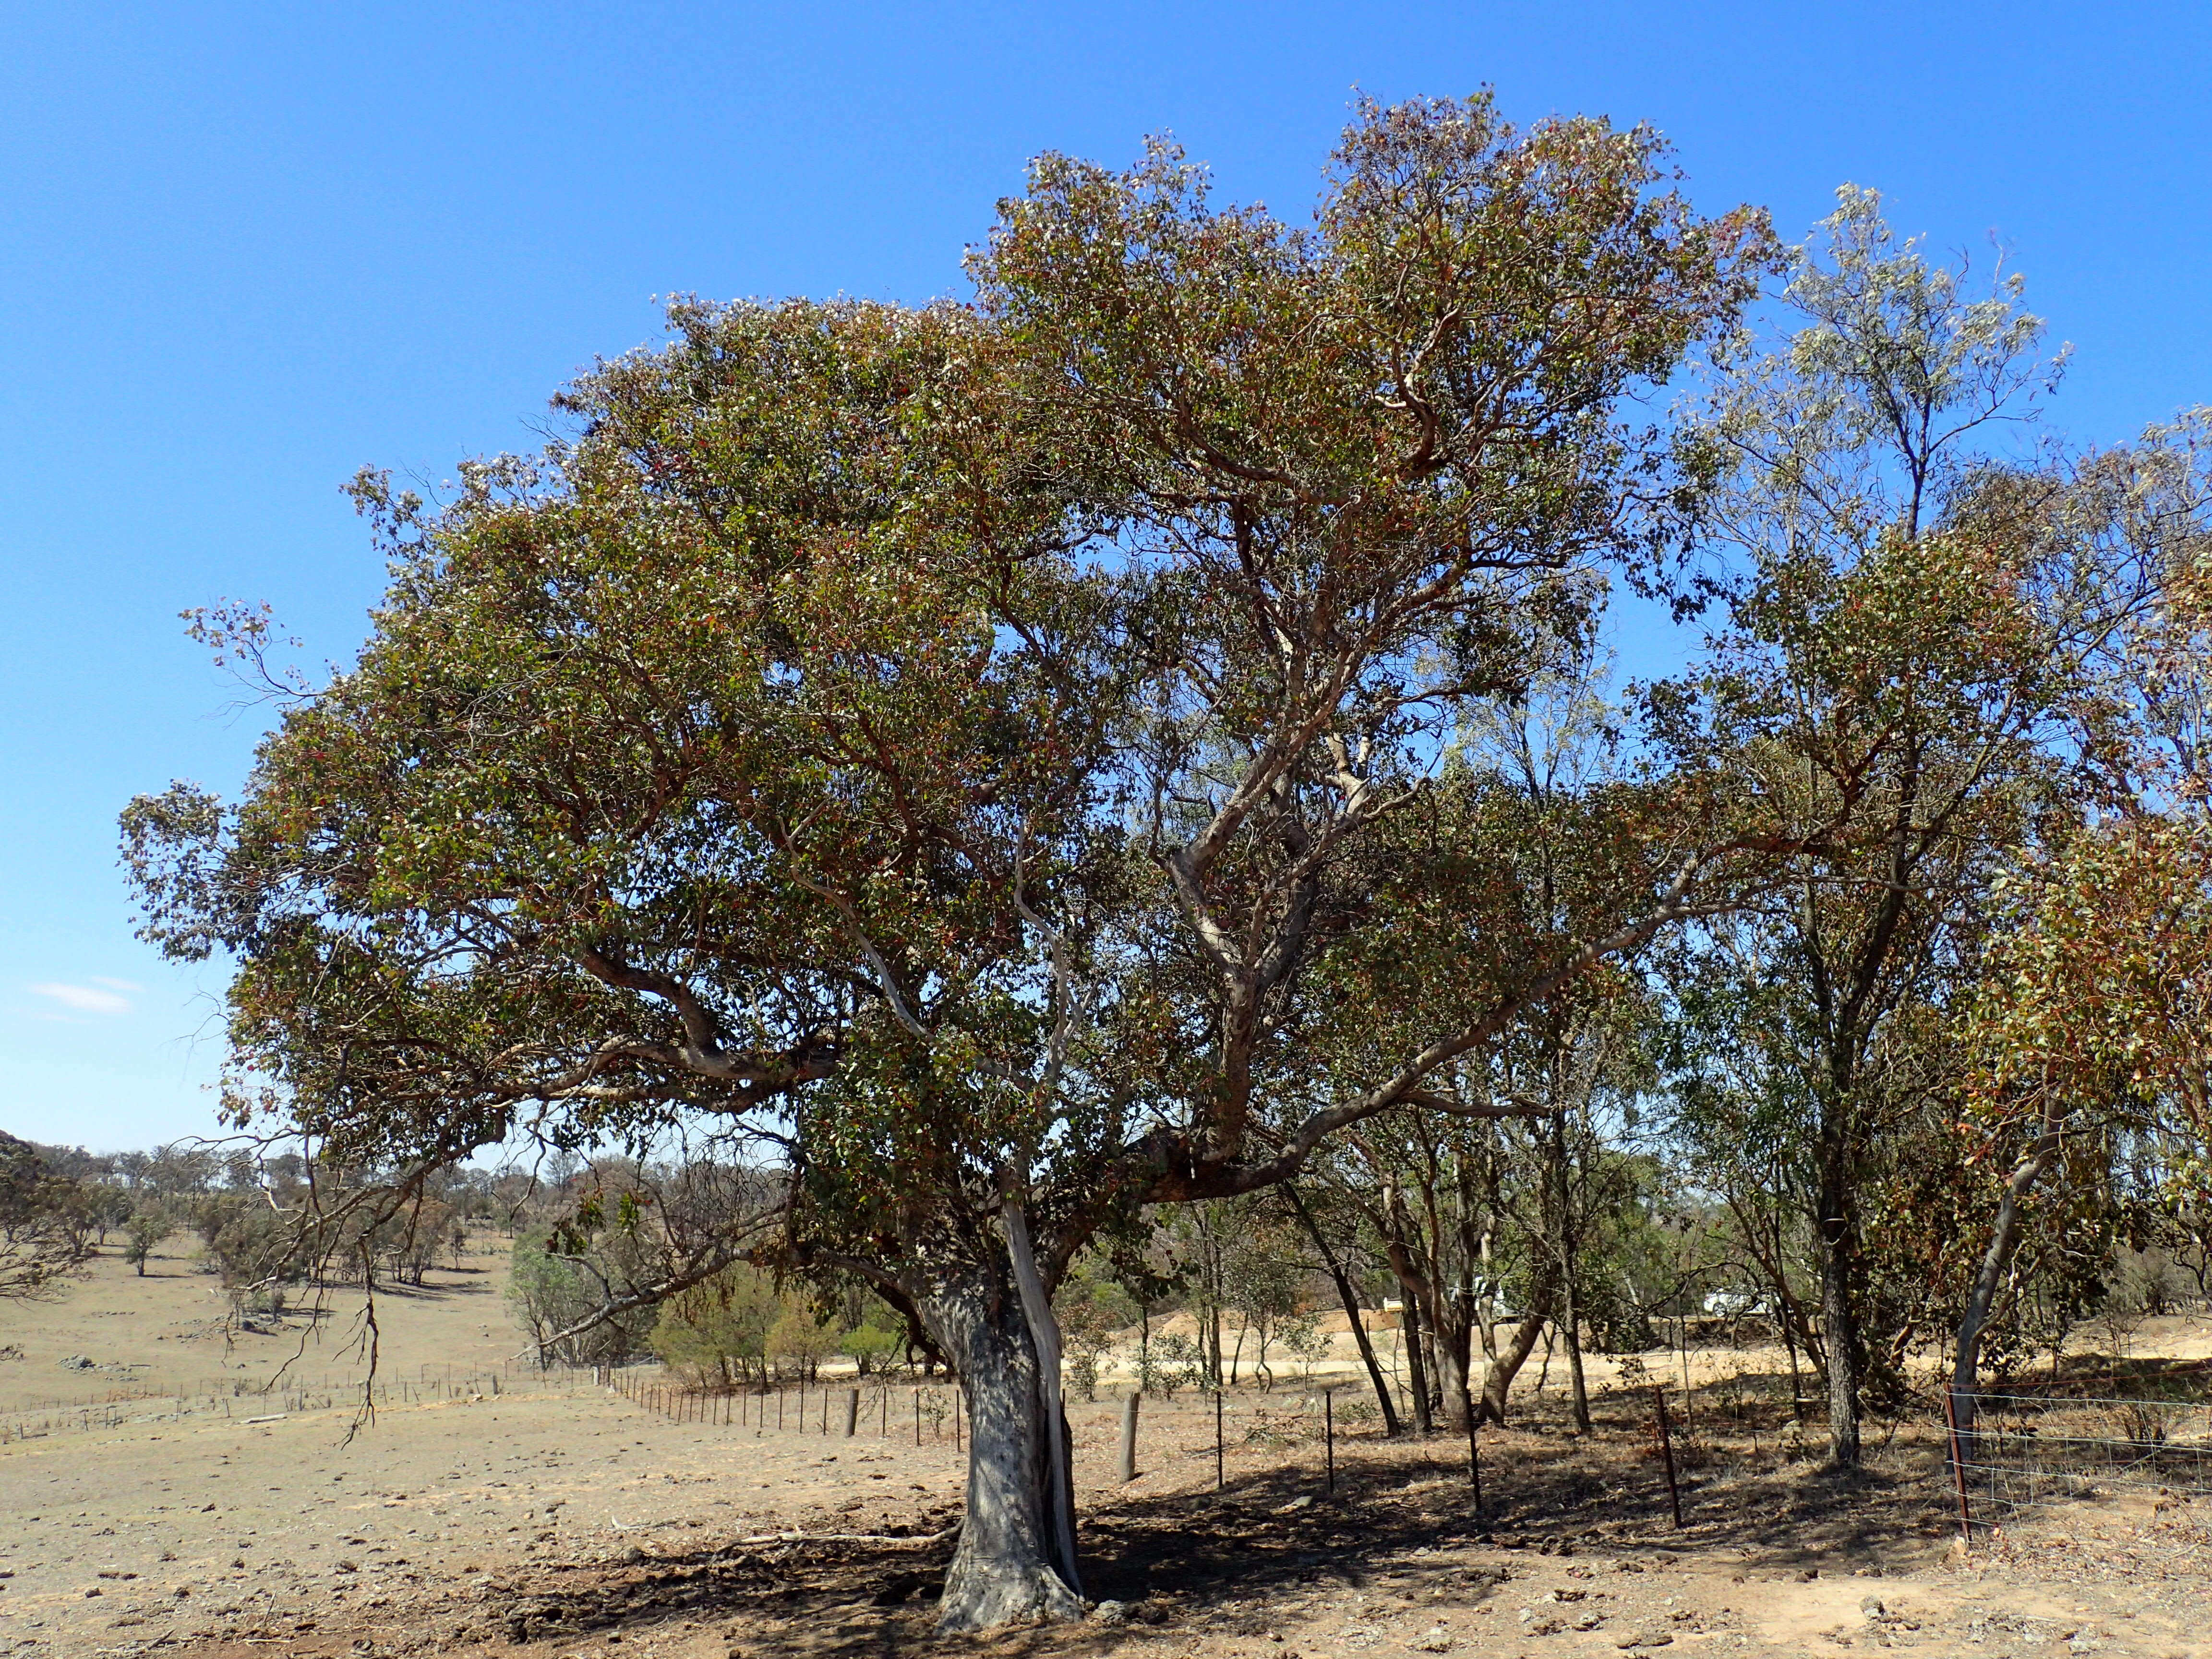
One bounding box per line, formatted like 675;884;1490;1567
124;96;1766;1628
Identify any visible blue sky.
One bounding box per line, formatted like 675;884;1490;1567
4;1;2208;1151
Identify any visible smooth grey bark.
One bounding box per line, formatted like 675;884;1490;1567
1002;1199;1080;1600
924;1263;1083;1633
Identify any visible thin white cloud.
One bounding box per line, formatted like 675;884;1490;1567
30;982;133;1017
89;976;144;993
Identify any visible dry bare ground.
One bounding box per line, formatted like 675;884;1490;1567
5;1249;2212;1658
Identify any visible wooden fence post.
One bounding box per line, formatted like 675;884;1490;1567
1467;1412;1481;1511
844;1388;860;1437
1324;1390;1335;1495
1653;1387;1683;1529
1119;1392;1140;1483
1215;1388;1225;1491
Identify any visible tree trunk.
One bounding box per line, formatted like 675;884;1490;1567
921;1262;1083;1633
1951;1099;2064;1443
1287;1182;1401;1436
1816;1130;1861;1469
1402;1293;1433;1434
1479;1299;1551;1426
1431;1297;1476;1432
1562;1296;1592;1434
1781;1315;1803;1422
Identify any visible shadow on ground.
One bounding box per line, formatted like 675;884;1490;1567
444;1403;1954;1659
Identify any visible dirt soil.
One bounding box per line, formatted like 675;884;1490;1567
6;1249;2212;1659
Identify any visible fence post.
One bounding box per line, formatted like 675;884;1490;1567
844;1388;860;1437
1942;1386;1973;1548
915;1387;923;1446
1119;1392;1140;1483
1324;1390;1335;1495
1467;1411;1481;1512
1215;1387;1225;1491
1653;1386;1683;1529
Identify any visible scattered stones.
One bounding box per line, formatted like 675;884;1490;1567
1090;1599;1129;1625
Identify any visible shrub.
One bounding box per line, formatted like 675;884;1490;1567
506;1228;657;1366
765;1300;842;1380
840;1320;902;1376
649;1266;777;1386
121;1208;173;1276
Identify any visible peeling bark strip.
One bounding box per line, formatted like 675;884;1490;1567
1002;1198;1081;1597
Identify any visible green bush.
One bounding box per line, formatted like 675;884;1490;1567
766;1301;842;1380
649;1266;778;1386
121;1208;173;1276
506;1228;657;1366
840;1320;902;1375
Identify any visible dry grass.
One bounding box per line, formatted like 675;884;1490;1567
5;1250;2212;1657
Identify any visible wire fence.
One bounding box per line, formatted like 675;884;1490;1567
1944;1386;2212;1537
608;1368;986;1450
0;1358;599;1442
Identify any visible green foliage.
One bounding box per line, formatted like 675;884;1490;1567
1054;1252;1139;1401
121;1207;173;1276
1142;1331;1208;1398
840;1319;903;1375
765;1300;842;1380
120;97;1766;1372
507;1227;657;1367
0;1132;92;1298
648;1265;778;1385
1278;1312;1331;1379
192;1194;300;1289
